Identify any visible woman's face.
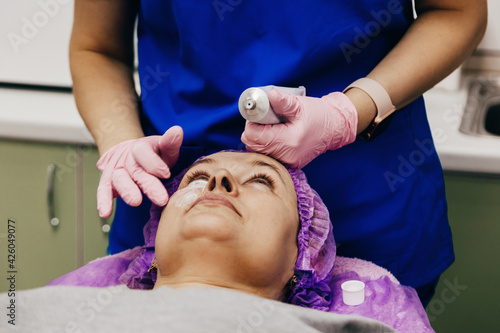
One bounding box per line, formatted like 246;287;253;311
155;152;299;297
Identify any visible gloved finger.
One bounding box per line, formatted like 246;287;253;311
159;125;183;167
243;141;268;154
96;139;134;172
132;138;171;179
241;121;282;147
268;89;301;119
97;176;114;219
111;168;143;207
128;166;169;206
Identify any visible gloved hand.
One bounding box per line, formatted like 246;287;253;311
241;89;358;169
96;126;184;218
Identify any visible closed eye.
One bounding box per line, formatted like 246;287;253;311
246;173;275;189
185;170;210;183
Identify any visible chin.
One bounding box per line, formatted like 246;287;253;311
180;212;239;242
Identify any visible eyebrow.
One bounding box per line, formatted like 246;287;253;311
251;159;286;184
189;156;286;184
189;157;216;168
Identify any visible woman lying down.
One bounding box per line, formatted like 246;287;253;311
0;151;434;332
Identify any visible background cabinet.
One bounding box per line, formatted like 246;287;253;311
0;139;109;292
82;146;110;264
428;173;500;333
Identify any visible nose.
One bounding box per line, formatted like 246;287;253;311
206;169;239;196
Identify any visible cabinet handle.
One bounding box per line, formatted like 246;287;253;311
46;163;60;227
102;224;110;233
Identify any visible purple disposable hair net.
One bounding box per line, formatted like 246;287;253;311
119;153;336;310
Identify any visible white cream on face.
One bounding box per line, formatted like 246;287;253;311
174;180;208;208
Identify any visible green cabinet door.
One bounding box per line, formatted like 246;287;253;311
82;146;110;264
0;140;78;291
428;173;500;333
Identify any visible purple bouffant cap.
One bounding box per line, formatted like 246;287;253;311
120;153;336;311
285;168;336;310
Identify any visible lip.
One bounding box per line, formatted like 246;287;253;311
191;193;241;216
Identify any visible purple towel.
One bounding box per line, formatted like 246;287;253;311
48;252;434;332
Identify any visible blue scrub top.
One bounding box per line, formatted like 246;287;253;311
109;0;454;289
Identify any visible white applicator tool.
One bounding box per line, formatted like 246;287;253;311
238;85;306;124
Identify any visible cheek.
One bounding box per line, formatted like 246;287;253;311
271;204;299;263
242;215;298;282
154;204;185;272
155;203;182;247
170;185;206;209
246;199;298;253
157;184;207;232
249;194;297;228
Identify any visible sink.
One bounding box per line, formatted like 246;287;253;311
485;103;500;135
460;77;500;137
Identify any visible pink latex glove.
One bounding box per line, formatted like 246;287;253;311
241;89;358;169
96;126;184;218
